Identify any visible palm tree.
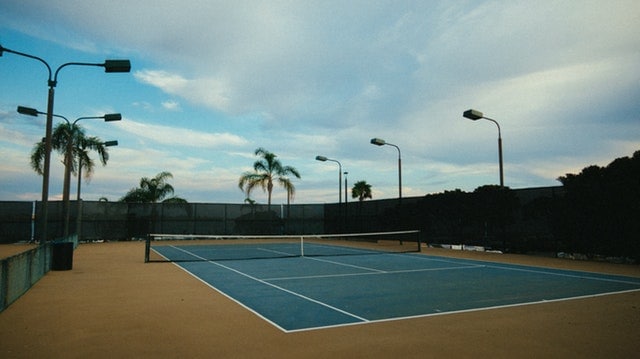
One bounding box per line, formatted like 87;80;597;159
238;147;301;211
30;122;110;180
120;171;186;203
351;180;372;202
75;135;111;201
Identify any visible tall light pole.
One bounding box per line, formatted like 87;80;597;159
463;109;504;187
370;138;402;200
18;106;121;237
315;156;342;204
344;171;348;204
76;140;118;242
2;44;130;242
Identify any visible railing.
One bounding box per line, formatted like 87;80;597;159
0;243;51;312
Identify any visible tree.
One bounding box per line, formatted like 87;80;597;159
419;189;473;243
351;180;372;201
472;185;519;250
238;148;301;210
120;171;186;203
30;122;110;180
556;150;640;258
76;136;110;183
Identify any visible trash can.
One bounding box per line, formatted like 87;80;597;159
52;242;74;270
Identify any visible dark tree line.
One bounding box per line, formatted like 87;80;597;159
555;150;640;259
406;186;520;251
374;150;639;260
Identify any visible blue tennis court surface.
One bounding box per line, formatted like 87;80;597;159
154;244;640;332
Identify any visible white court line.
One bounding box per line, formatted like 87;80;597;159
261;253;483;281
264;264;484;281
171;245;369;326
257;247;298;256
160;246;640;333
304;256;387;273
286;288;640;333
484;263;640;285
168;261;286;331
423;254;640;285
422;254;640;285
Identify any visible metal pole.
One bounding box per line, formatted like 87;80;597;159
76;155;83;242
398;156;402;200
41;86;55;243
387;143;402;200
344;172;348;232
484;117;503;188
63;125;73;237
2;45;130;242
498;135;504;188
344;172;348;204
370;138;402;201
338;168;342;204
463;110;505;187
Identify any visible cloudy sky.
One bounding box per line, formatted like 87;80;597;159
1;1;639;204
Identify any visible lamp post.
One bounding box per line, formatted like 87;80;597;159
370;138;402;200
2;44;130;242
344;171;348;204
76;140;118;242
463;109;504;187
343;171;349;231
18;106;121;237
315;155;342;204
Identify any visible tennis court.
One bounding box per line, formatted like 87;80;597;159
147;233;640;333
3;241;640;357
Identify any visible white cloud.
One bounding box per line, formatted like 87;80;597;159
1;1;639;203
134;70;231;111
161;100;180;111
134;70;187;90
113;118;248;149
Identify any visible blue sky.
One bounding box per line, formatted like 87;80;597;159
1;1;639;204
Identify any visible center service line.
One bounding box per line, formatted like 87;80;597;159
172;246;369;323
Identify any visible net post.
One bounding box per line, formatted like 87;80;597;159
300;236;304;257
417;230;422;252
144;234;150;263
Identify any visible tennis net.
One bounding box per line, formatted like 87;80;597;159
144;230;421;263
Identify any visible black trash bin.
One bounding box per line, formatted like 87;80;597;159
52;242;74;270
